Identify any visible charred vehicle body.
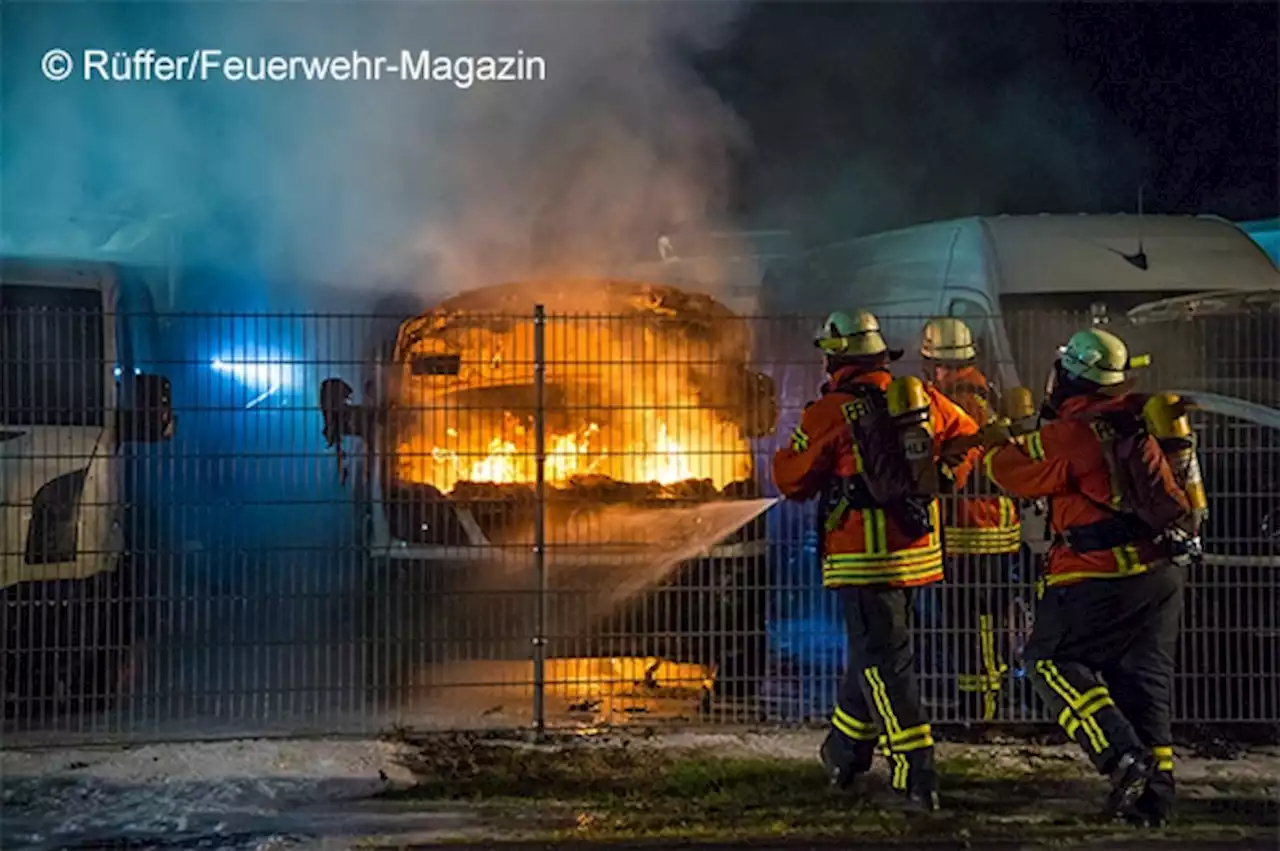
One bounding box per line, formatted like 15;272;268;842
320;279;778;714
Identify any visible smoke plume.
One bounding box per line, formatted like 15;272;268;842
710;3;1148;245
0;1;747;305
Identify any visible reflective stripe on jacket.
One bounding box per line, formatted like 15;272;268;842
982;393;1183;587
934;366;1022;556
773;366;981;588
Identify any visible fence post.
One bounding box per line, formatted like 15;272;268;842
532;304;548;736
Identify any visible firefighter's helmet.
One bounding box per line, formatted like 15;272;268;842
920;317;976;362
1057;328;1151;387
1000;385;1037;422
814;310;902;359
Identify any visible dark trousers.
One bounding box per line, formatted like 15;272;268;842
918;553;1021;721
828;585;936;794
1025;566;1183;790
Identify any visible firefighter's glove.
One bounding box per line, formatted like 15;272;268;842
978;421;1014;448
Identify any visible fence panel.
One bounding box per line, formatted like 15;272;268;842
0;300;1274;744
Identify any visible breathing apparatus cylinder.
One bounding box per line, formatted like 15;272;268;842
887;375;938;496
1143;392;1209;525
1000;386;1038;436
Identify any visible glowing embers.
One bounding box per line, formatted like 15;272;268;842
423;656;717;721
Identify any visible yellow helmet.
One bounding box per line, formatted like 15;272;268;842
814;309;899;358
920;317;976;361
1058;328;1151;387
1000;385;1037;421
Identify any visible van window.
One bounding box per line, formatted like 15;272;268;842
947;296;999;375
0;285;105;427
948;297;987;319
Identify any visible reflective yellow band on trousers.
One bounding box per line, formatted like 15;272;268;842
957;613;1010;720
832;706;878;741
1035;660;1113;754
1152;744;1175;773
864;665;934;791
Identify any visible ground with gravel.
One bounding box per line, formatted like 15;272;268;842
382;729;1279;845
1;729;1276;849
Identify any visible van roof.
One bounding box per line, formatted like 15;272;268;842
798;214;1280;301
978;214;1280;295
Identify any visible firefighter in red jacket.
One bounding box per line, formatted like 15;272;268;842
919;318;1023;721
983;328;1195;825
773;310;980;811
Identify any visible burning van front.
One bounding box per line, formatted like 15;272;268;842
320;279;779;719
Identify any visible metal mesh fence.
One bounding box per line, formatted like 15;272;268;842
1;299;1275;744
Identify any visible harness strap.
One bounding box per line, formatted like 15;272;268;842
1055;410;1164;556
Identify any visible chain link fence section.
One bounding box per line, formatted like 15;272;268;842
0;298;1275;744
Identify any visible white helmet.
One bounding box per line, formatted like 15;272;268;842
920;317;976;362
814;310;902;359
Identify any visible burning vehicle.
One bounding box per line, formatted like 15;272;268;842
319;278;779;717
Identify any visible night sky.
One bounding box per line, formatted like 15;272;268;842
702;1;1278;245
0;1;1274;277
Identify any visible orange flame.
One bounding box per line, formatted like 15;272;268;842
390;286;755;494
406;413;732;493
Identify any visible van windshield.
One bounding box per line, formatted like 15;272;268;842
0;284;105;427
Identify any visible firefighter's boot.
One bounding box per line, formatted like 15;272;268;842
1129;771;1175;827
819;731;875;791
904;760;941;813
905;785;942;812
1105;751;1155;818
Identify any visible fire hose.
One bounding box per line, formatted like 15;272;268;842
1169;390;1280;432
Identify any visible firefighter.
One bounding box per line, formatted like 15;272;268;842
773;309;981;811
982;328;1196;825
918;318;1023;721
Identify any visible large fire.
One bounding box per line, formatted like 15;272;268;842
418;415;715;492
389;281;759;494
402;408;748;494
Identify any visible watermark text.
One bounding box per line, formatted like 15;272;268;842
40;48;547;87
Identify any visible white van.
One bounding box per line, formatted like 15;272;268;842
765;213;1280;391
1;255;175;713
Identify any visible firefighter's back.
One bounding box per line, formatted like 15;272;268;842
809;374;948;589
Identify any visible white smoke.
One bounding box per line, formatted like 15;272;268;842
0;1;747;304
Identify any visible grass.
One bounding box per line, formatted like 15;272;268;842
379;733;1279;844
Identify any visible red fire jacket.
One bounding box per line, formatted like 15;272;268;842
773;366;980;588
934;366;1022;556
983;393;1188;587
